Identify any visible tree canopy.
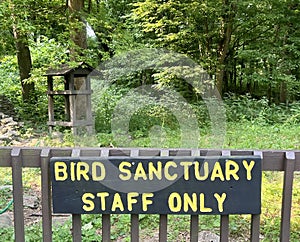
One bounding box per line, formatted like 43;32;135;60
0;0;299;104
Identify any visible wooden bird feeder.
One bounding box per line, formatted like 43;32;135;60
45;62;94;135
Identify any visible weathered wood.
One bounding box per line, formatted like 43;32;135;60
131;214;139;242
159;149;169;242
250;214;260;242
45;63;94;134
47;90;93;95
190;215;199;242
102;214;111;242
47;120;93;127
71;149;82;242
220;215;229;242
220;150;230;242
11;148;25;242
41;149;52;242
0;147;300;242
0;147;12;167
280;152;295;241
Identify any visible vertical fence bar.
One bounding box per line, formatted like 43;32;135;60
71;149;82;242
190;149;200;242
159;149;169;242
131;214;139;242
159;215;167;242
130;149;139;242
190;215;199;242
250;150;262;242
41;148;52;242
101;148;111;242
220;150;230;242
220;215;229;242
250;214;260;242
11;148;25;242
102;214;111;242
280;151;295;242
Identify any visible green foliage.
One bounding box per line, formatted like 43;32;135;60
0;56;20;99
224;94;300;125
92;84;130;133
0;36;70;127
130;0;300;100
0;1;299;239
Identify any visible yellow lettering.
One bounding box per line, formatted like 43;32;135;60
168;192;182;212
70;162;76;181
111;193;124;212
148;162;162;180
82;193;95;212
210;162;225;181
214;193;227;212
127;192;139;211
54;162;68;181
194;162;209;181
243;160;255;180
164;162;178;181
134;163;147;180
97;192;109;211
76;162;90;181
183;193;197;212
119;162;132;180
180;162;193;180
225;160;239;181
92;162;106;181
199;193;212;212
142;193;154;212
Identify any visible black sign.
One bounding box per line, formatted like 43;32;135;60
50;156;261;215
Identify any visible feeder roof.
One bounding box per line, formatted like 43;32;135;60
45;62;95;76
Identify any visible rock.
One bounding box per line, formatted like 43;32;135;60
52;216;70;226
0;214;13;228
0;135;9;140
0;110;22;145
0;95;16;119
1;117;14;125
198;231;220;242
0;185;13;191
51;131;63;140
23;195;39;209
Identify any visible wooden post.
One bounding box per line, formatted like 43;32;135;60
47;76;54;133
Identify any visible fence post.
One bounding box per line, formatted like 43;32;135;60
130;149;140;242
280;151;295;242
250;150;262;242
220;150;230;242
101;148;111;242
71;149;82;242
41;148;52;242
190;149;200;242
159;149;169;242
11;148;25;242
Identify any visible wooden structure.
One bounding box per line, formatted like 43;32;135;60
45;62;94;134
0;147;299;242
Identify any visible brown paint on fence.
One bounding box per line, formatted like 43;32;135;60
41;148;52;242
0;147;299;242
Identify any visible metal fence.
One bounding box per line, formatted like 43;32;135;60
0;147;299;242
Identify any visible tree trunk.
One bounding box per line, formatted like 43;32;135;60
68;0;87;58
216;0;235;95
13;27;34;102
68;0;88;124
280;81;287;104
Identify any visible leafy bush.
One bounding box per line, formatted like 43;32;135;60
0;36;69;128
224;94;300;125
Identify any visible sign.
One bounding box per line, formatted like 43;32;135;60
50;156;261;215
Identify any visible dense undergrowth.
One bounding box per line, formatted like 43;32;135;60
1;80;300;240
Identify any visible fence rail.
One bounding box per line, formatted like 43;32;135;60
0;147;299;242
